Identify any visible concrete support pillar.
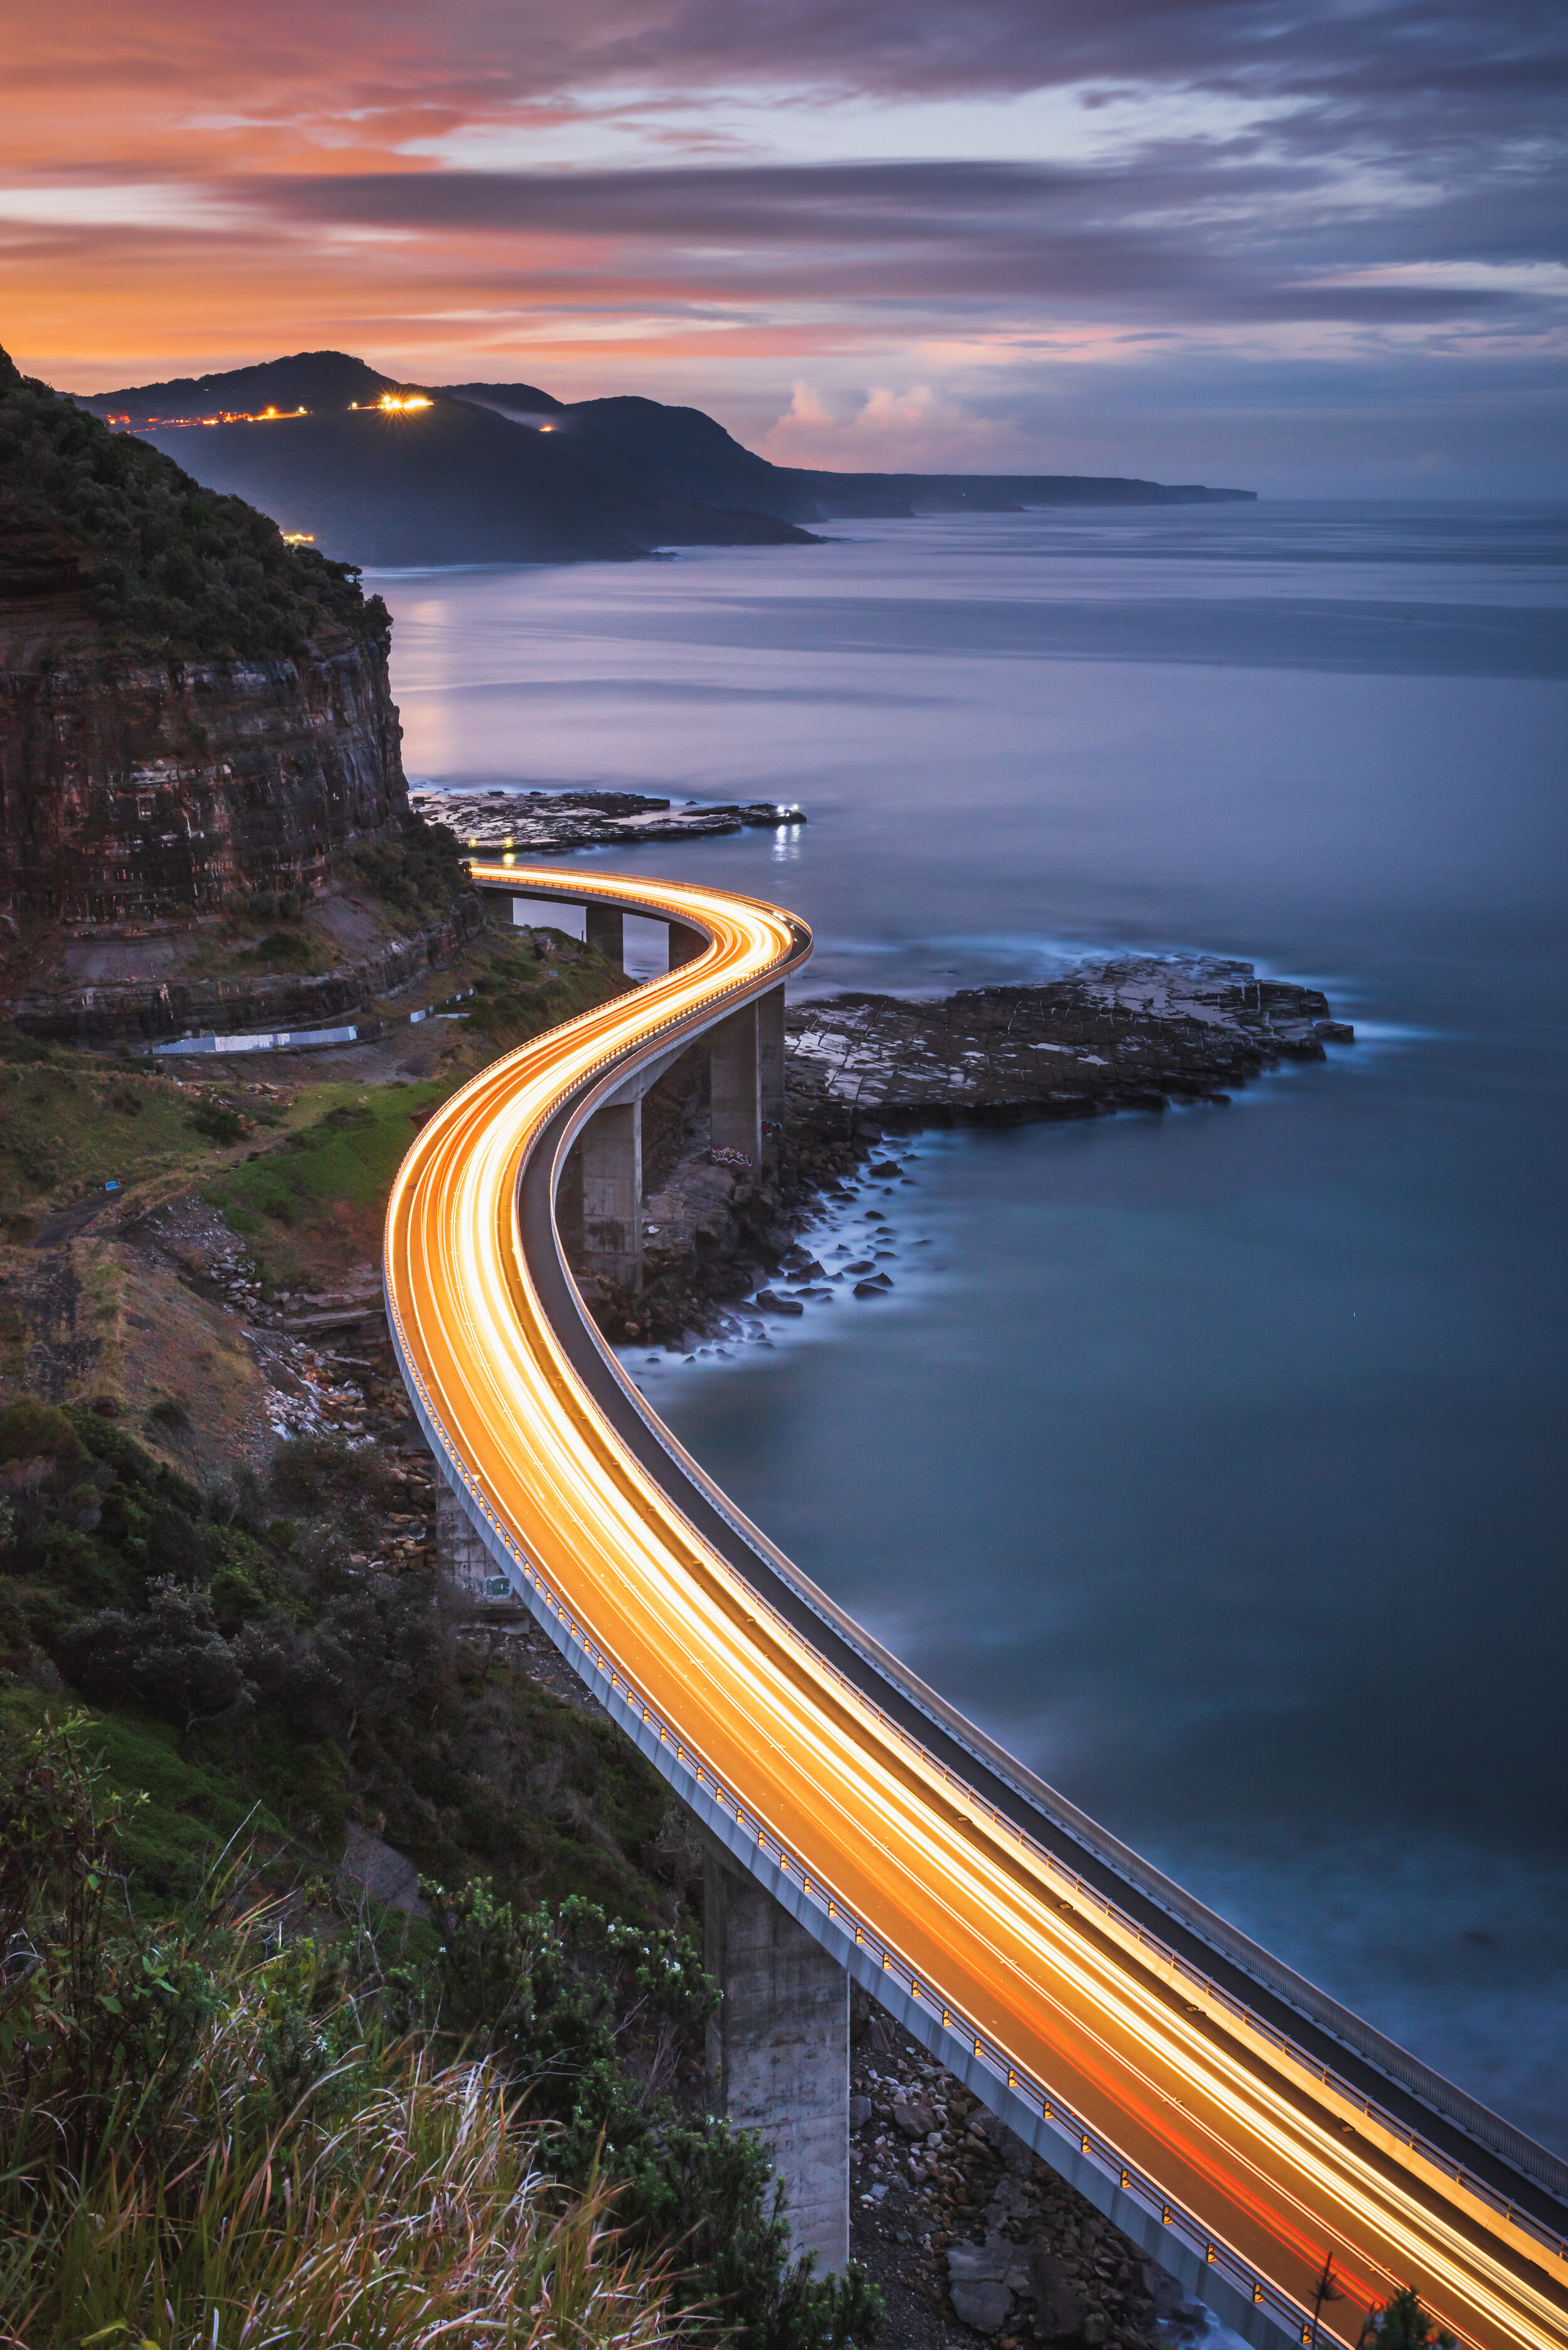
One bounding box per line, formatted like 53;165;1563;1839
585;903;624;969
580;1101;642;1287
758;986;787;1173
705;1850;849;2273
669;920;706;969
556;1139;585;1260
435;1481;492;1597
709;1002;761;1167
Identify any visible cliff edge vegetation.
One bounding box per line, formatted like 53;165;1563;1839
0;1411;884;2347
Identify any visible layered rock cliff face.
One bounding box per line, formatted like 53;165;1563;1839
0;348;408;925
0;571;405;922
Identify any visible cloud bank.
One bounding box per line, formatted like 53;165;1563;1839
3;0;1564;489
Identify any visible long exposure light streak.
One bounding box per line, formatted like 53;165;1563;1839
384;861;1568;2350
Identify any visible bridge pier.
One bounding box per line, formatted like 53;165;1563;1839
585;903;624;969
705;1841;849;2273
580;1100;642;1287
709;1001;761;1166
669;919;706;969
758;986;786;1172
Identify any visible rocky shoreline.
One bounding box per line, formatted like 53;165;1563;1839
583;954;1353;1347
411;783;807;855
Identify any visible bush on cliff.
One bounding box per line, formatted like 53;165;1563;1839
0;341;389;659
352;805;470;915
0;1402;670;1918
384;1874;884;2348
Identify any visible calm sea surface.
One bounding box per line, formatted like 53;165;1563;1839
378;503;1568;2156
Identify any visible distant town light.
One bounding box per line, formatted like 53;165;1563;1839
378;393;433;412
130;405;309;431
282;532;315;545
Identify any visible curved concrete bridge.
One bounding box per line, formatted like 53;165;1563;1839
385;861;1568;2350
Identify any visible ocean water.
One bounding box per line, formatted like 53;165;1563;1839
378;502;1568;2157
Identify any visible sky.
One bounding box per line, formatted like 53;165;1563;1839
2;0;1565;494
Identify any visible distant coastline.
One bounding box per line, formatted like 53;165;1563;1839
66;349;1256;570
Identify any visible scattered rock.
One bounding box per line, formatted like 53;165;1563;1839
1027;2247;1086;2340
848;2008;1191;2350
894;2099;941;2138
337;1822;428;1917
951;2277;1015;2334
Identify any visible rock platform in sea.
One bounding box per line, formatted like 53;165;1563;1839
411;784;805;858
785;955;1353;1122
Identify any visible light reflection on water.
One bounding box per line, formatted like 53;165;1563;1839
378;502;1568;2154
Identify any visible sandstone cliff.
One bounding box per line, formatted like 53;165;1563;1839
0;577;405;922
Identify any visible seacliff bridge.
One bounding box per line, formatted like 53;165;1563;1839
384;861;1568;2350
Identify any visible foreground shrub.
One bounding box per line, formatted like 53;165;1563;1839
391;1877;884;2350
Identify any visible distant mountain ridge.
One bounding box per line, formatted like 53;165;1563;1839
445;381;1254;523
83;350;392;420
69;350;1254;568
